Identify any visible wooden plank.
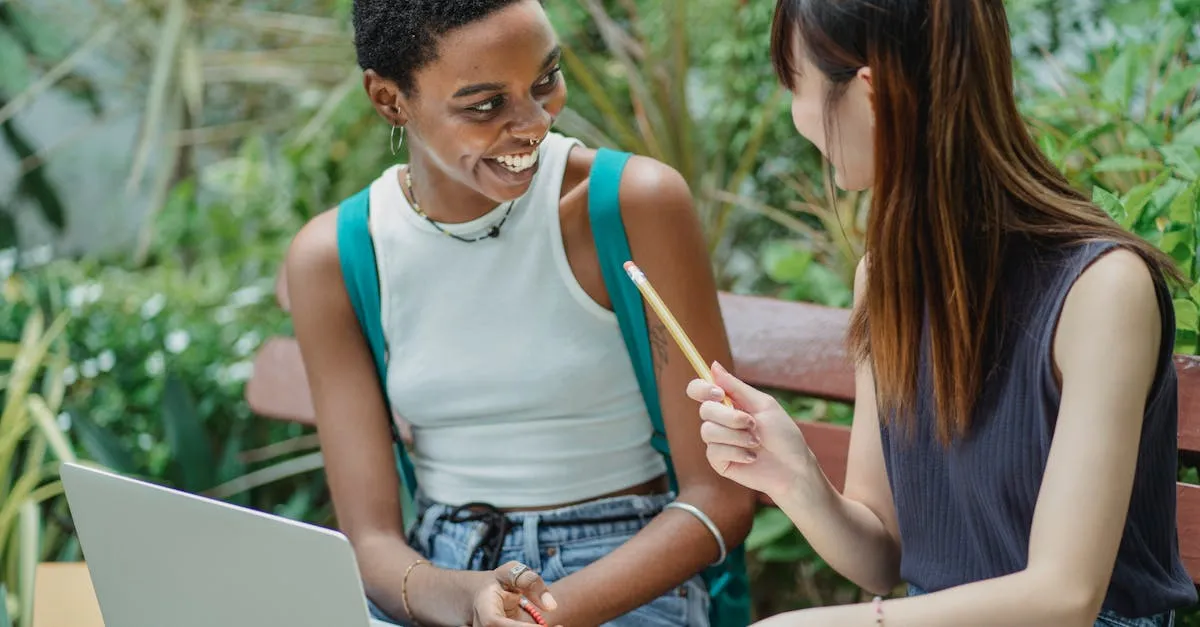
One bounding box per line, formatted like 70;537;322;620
1175;355;1200;454
245;337;314;425
32;562;104;627
1178;482;1200;584
718;293;856;403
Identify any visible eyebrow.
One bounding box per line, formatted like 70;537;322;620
451;46;563;99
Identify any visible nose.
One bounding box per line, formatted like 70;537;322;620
511;96;552;144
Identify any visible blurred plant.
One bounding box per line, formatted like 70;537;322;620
548;0;790;283
0;298;76;627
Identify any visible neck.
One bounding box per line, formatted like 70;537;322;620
405;149;501;224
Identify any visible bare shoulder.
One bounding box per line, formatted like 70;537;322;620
285;208;342;295
563;145;694;224
1055;246;1163;383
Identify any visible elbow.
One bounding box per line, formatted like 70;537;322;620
1026;568;1106;627
679;481;758;548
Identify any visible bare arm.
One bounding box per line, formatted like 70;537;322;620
286;212;537;627
759;248;1164;626
540;158;758;626
770;257;903;595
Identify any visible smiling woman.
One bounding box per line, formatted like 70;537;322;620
281;2;757;627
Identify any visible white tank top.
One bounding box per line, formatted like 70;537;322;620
367;132;667;508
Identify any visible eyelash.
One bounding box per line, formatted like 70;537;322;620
466;65;562;116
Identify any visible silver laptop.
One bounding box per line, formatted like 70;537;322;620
61;462;391;627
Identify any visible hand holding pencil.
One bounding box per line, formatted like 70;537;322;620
624;261;818;497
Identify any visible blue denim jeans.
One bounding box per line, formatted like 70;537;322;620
368;492;710;627
908;584;1175;626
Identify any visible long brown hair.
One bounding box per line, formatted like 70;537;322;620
770;0;1182;443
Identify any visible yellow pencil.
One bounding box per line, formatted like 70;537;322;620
623;261;733;407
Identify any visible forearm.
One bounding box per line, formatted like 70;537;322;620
546;484;755;627
354;533;481;627
762;568;1096;627
774;470;901;595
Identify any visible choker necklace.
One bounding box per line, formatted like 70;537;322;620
404;168;515;243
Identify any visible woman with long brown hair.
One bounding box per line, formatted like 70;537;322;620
685;0;1198;625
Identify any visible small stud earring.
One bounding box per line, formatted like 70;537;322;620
390;125;406;155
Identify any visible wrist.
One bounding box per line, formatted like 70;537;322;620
772;457;836;514
407;566;486;626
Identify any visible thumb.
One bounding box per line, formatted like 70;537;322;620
712;362;775;413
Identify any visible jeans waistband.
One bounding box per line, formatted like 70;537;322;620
411;492;674;570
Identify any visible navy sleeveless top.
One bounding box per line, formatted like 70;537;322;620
880;240;1198;618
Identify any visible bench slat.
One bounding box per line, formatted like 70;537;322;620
720;293;856;403
1175;356;1200;453
245;337;314;425
1178;483;1200;583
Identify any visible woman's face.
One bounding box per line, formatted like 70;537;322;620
368;0;567;203
786;37;875;191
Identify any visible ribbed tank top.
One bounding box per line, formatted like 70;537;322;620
880;240;1198;617
365;132;666;509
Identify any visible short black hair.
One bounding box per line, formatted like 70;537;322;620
352;0;539;95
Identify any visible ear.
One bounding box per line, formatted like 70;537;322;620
363;69;411;127
857;66;875;120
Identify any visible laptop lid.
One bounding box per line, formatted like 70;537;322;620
60;462;374;627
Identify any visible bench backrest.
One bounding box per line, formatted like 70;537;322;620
246;278;1200;583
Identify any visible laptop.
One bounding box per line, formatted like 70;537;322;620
60;462;392;627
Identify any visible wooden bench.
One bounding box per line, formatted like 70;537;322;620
246;275;1200;584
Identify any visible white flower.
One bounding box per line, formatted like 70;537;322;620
0;248;16;280
85;282;103;304
225;361;254;383
214;306;236;325
62;365;78;386
146;351;165;376
137;433;153;451
234;331;261;357
66;285;88;310
20;244;53;268
97;350;115;372
140;293;166;319
57;412;71;431
80;359;99;379
165;330;190;354
228;285;265;308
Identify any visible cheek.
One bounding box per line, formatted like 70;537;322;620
543;82;568;118
790;95;827;151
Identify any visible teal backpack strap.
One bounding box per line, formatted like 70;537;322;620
335;186;420;531
587;148;752;627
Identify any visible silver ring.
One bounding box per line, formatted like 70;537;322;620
508;563;529;588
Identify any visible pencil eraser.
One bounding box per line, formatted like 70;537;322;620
623;261;635;271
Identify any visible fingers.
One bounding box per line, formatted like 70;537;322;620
711;361;777;412
706;443;757;471
698;399;755;430
700;420;760;449
495;562;557;611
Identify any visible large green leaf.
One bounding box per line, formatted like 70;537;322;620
1092;155;1163;173
1150;66;1200;119
69;409;136;474
1093;186;1127;225
161;374;216;492
745;507;799;552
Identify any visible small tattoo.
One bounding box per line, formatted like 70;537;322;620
650;321;670;376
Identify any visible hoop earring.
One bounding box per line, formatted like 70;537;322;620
390;125;406;155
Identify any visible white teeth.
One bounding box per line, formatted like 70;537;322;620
493;147;539;173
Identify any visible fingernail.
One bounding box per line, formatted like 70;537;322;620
710;387;725;400
712;361;728;375
749;435;760;447
743;451;757;462
542;592;558;610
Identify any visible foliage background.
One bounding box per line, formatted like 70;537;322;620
1;0;1198;625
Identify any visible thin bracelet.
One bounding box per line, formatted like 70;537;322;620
872;595;884;625
402;559;430;626
664;501;727;566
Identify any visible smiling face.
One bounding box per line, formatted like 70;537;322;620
364;0;566;203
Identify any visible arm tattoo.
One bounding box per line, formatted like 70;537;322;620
649;320;670;378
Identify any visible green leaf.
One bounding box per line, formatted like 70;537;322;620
1161;144;1200;181
761;242;813;284
1107;0;1159;25
1093;186;1127;225
1174;299;1199;331
1182;465;1200;485
161;374;216;492
753;530;815;563
1167;179;1198;224
69;409;137;474
0;582;9;627
1064;122;1117;155
1124;171;1172;226
1092;155;1163;173
745;507;798;551
1150;67;1200;118
1101;47;1137;108
1177;120;1200;146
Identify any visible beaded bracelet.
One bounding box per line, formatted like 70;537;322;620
402;559;430;626
519;597;550;627
871;595;884;625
